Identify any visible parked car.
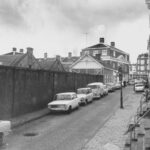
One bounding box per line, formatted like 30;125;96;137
103;85;109;95
0;120;11;145
135;83;145;92
114;82;121;90
106;83;115;92
87;82;104;99
129;79;134;85
77;88;93;105
48;92;80;113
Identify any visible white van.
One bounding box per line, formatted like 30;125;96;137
87;82;104;99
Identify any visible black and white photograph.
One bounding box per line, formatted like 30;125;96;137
0;0;150;150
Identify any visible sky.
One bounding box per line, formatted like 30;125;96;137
0;0;149;63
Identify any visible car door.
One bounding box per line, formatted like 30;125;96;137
72;94;79;108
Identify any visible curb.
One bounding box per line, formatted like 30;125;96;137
11;109;50;129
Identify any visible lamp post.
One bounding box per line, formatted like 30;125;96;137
145;0;150;86
118;65;124;109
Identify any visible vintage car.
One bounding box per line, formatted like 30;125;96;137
135;83;145;92
87;82;105;99
48;92;80;113
106;83;115;92
0;120;11;146
103;85;109;95
77;88;93;105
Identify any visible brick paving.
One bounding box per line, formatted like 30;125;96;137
82;93;142;150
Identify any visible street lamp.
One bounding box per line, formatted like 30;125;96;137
145;0;150;86
118;65;123;109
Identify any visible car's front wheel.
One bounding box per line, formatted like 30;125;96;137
67;106;72;114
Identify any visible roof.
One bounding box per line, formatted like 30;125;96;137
57;92;76;95
138;53;148;58
4;52;23;55
62;63;71;72
87;82;104;86
70;54;104;69
39;59;66;72
77;87;91;90
87;43;107;49
83;43;129;55
62;56;79;63
0;53;25;66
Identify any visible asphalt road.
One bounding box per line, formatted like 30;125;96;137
3;87;133;150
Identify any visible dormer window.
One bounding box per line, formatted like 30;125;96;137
93;50;99;56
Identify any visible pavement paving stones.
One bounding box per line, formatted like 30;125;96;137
82;93;142;150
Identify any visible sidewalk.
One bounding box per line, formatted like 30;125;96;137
10;108;50;128
82;92;142;150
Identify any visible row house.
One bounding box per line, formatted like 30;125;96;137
136;53;148;79
0;47;41;69
80;37;130;82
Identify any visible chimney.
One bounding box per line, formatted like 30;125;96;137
56;55;61;61
68;52;72;59
20;49;24;53
99;37;105;43
111;42;115;47
12;47;17;55
27;47;33;55
44;52;48;59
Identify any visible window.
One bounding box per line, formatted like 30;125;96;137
138;60;140;64
93;50;99;56
113;63;115;68
85;51;89;55
102;50;107;56
141;60;144;65
141;66;144;71
125;55;128;61
113;51;116;57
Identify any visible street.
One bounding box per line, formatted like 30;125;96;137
3;87;133;150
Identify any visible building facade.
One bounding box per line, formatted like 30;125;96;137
136;53;148;79
129;64;137;79
81;38;130;82
70;54;115;83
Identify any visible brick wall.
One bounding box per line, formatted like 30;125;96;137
0;66;103;119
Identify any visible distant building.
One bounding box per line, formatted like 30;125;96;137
81;37;130;82
70;54;114;83
136;53;148;79
0;47;41;69
129;64;137;79
61;52;79;72
38;53;66;72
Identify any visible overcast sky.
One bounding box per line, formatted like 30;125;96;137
0;0;149;63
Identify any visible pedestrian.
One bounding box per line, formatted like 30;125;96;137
123;80;126;87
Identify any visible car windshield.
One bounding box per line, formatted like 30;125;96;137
135;84;144;87
54;94;72;100
77;89;88;94
87;85;97;89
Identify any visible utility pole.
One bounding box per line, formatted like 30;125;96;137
118;65;124;109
